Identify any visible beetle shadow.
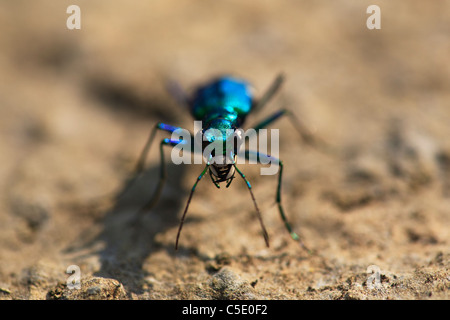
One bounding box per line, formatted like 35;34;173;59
88;163;193;294
64;77;207;295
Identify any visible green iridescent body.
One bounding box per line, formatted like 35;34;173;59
190;77;254;157
129;74;313;252
191;76;253;126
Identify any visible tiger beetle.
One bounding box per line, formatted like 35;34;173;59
127;74;321;252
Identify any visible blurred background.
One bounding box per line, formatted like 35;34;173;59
0;0;448;299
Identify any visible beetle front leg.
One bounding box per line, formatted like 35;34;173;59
243;150;311;253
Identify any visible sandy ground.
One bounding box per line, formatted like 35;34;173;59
0;1;449;300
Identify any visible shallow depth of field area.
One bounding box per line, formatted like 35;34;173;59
0;1;448;300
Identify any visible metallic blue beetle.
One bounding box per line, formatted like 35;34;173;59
129;74;319;251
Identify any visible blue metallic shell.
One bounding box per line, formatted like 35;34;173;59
191;76;254;127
